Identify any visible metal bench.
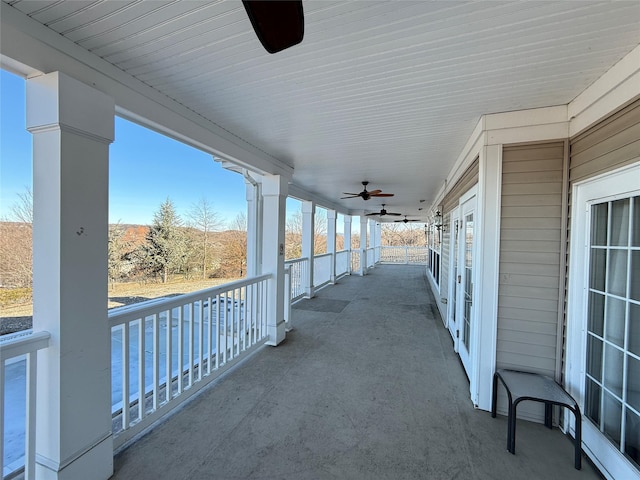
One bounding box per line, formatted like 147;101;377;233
491;368;582;470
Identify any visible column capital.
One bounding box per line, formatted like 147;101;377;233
27;72;114;143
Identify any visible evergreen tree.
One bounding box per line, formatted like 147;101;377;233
143;198;187;283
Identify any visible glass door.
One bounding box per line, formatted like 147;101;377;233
457;195;475;378
448;208;460;348
584;194;640;477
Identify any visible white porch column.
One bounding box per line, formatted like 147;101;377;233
260;174;288;346
359;215;368;276
302;200;315;298
27;72;114;480
375;222;382;262
327;209;337;283
343;215;352;274
471;144;502;411
369;219;376;268
245;173;262;277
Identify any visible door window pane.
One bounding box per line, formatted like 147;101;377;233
603;392;622;447
631;251;640;302
590;249;606;292
604;343;624;398
592;202;608;246
589;292;605;337
610;199;630;246
586;335;603;382
625;410;640;468
632;197;640;247
627;355;640;413
630;303;640;357
607;249;627;296
605;297;626;348
586;378;601;425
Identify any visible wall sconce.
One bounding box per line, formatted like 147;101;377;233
434;210;444;232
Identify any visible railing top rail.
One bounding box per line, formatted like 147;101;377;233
284;257;309;265
313;252;332;259
108;274;271;326
0;330;50;361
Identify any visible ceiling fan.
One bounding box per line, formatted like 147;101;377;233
366;204;402;217
242;1;304;54
341;181;395;201
395;216;420;223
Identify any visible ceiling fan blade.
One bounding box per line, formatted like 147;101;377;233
367;189;382;195
371;193;394;197
342;192;360;196
340;195;360;199
365;213;378;216
242;1;304;54
387;213;402;216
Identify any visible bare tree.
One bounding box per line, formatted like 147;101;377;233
0;187;33;287
215;212;247;278
187;197;224;279
108;222;134;287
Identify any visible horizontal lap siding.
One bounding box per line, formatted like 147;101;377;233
442;158;479;215
496;142;565;421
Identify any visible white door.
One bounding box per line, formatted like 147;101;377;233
447;207;460;349
457;195;476;378
568;164;640;480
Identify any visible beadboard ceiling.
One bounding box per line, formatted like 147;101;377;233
3;0;640;220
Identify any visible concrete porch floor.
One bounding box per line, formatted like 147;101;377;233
112;265;602;480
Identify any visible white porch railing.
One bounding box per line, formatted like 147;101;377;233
1;330;50;480
108;274;270;448
284;257;309;301
335;250;350;278
313;253;332;289
366;247;375;269
350;250;360;273
380;246;428;264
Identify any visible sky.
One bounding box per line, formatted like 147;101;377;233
1;69;309;227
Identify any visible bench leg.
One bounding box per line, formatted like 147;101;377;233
492;373;498;418
508;401;517;454
544;403;553;429
574;408;582;470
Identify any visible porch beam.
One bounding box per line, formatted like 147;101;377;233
343;215;352;274
327;209;337;283
359;216;368;276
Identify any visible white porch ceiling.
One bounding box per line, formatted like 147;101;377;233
3;0;640;220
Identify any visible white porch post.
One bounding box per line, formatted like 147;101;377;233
260;174;288;346
327;209;337;283
471;144;502;411
27;72;114;480
375;222;382;262
302;200;315;298
343;215;352;274
359;215;368;276
369;220;376;268
245;173;262;277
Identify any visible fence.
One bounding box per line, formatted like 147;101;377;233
108;274;271;448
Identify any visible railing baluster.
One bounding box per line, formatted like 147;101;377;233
137;318;145;420
198;300;204;381
215;293;221;369
25;351;37;479
122;324;130;428
177;307;183;395
152;314;159;411
206;297;212;376
188;302;194;388
165;309;172;403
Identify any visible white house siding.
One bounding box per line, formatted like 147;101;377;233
495;142;566;421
